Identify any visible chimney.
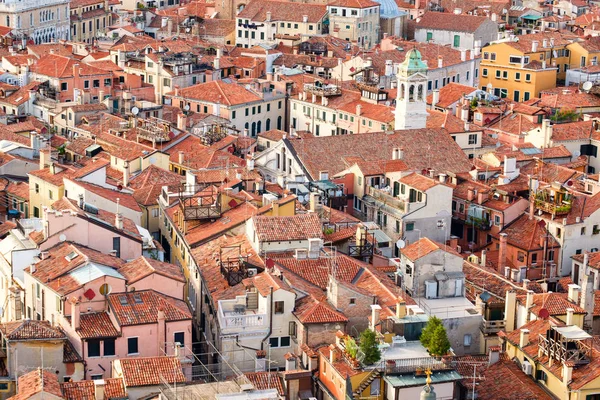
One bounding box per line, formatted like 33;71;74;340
284;353;296;371
396;298;406;319
178;151;185;165
177;113;187;130
385;59;393;76
39;148;50;169
370;304;381;331
525;290;534;322
94;380;106;400
115;199;123;230
460;49;466;62
123;163;130;188
255;350;267;371
356;104;362;116
302;15;308;23
580;273;594;329
432;89;439;107
541;119;553;146
566;308;574;326
563;362;574;386
498;233;508;274
437;57;443;68
531;40;539;52
519;328;530;347
543;38;548;48
504;290;517;332
49;162;56;175
73;63;80;78
480;249;487;267
467;187;475;201
488;346;500;365
329;344;337;363
568;284;581;304
439;173;446;183
266;11;271;21
157;309;166;354
70;297;80;330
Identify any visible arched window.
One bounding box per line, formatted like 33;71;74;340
257;120;262;134
251;121;256;136
417;85;423;101
277;116;282;130
408;85;415;102
266;118;271;131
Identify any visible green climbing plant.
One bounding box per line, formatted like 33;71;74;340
359;329;381;365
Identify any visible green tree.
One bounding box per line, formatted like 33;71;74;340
428;325;451;357
359;329;381;365
345;337;358;358
420;316;443;349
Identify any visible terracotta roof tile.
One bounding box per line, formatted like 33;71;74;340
9;369;63;400
0;320;65;340
399;172;442;192
500;214;559;251
76;312;119;339
416;12;491;32
63;339;83;363
402;237;462;261
107;289;191;326
516;292;586;317
244;372;285;395
427;83;476;108
171;80;262;106
118;256;185;284
118;356;185;387
128;165;183;206
61;378;125;400
294;295;348;324
238;0;326;22
252;213;323;242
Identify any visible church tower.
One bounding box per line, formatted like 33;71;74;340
394;48;429;130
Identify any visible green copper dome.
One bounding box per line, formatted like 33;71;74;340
398;48;428;75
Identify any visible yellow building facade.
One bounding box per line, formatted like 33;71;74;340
480;33;571;102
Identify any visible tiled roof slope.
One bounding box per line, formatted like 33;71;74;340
0;320;65;341
118;356;186;387
253;213;323;242
107;290;192;326
237;0;326;22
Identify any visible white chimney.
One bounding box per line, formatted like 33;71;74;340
568;284;581;304
438;57;443;68
370;304;381;331
94;380;106;400
432;90;440;107
531;40;539;52
519;328;530;347
385;60;393;76
566;307;574;326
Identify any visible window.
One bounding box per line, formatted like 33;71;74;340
502;70;508;79
581;227;586;235
406;222;414;231
349;298;356;305
490;53;496;61
127;337;139;354
426;32;432;41
464;334;472;347
531;253;538;265
289;321;297;337
274;301;284;314
84;80;90;89
61;82;68;91
556;227;562;238
88;340;101;357
269;336;291;348
509;56;522;64
453;35;460;48
515;72;521;81
525;73;531;82
594;225;600;234
494;215;500;226
113;237;121;258
34;183;39;194
482;68;488;77
174;332;185;346
91;375;103;381
495;70;501;78
483;52;489;60
104;339;115;356
468;134;477;145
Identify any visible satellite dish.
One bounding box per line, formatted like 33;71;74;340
266;258;275;269
573;150;581;158
583;81;593;92
396;239;406;249
184;105;190;111
567;180;574;187
131;106;139;115
539;308;550;320
59;234;66;242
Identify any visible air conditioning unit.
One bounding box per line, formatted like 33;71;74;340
522;360;533;375
247;268;258;277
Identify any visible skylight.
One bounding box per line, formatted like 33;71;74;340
65;251;79;262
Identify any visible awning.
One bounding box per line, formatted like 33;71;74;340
554;325;592;340
523;14;542;20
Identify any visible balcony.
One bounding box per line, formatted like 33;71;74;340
178;185;221;221
303;83;341;97
533;185;572;217
481;318;505;334
367;186;406;213
217;298;268;335
466;216;492;231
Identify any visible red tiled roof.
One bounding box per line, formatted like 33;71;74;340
402;237;462;261
244;372;285;395
171;80;261;106
128;165;183;206
416;12;491;32
117;356;186;387
31;54;111;78
237;0;326;22
294;295;348;324
61;378;126;400
9;369;63;400
426;83;476;108
327;0;379;7
499;214;559;251
253;213;323;242
399;172;442;192
63;339;83;364
118;256;185;284
0;320;65;340
107;290;191;326
516;292;586;317
76;312;119;339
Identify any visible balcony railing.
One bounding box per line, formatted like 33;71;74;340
383;356;453;375
217;300;268;334
535;199;572;216
368;187;406;213
481;318;506;334
303;83;341;97
466;216;492;231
